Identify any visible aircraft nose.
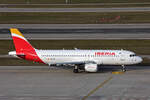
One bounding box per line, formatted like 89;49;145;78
137;56;143;63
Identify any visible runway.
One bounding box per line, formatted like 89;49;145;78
1;24;150;40
0;65;149;100
0;3;150;6
1;27;150;39
0;7;150;12
1;33;150;40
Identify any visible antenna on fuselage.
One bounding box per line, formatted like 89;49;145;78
74;47;78;50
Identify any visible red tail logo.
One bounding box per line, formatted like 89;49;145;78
10;28;34;53
10;28;44;63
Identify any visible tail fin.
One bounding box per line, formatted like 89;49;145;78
10;28;44;63
10;28;34;53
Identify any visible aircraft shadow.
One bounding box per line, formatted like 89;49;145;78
54;65;150;73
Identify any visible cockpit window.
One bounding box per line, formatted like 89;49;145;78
130;54;136;57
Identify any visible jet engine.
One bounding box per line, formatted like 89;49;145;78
84;63;98;72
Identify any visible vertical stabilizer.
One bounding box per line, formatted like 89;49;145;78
10;28;44;63
10;28;34;53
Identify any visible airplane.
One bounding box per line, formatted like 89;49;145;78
8;28;143;73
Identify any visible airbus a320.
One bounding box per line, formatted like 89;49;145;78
9;28;143;73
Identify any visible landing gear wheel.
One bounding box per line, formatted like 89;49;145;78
122;68;126;72
122;65;126;72
73;65;79;73
73;69;79;73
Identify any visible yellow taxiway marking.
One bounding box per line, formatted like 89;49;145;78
112;71;125;74
82;76;113;100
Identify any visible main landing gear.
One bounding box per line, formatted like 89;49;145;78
73;65;79;73
122;65;126;72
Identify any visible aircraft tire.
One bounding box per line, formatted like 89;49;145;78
73;69;79;73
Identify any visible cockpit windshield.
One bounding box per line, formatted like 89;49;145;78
130;54;136;57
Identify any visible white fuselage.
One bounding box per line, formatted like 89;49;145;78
36;49;142;65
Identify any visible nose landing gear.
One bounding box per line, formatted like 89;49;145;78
122;65;126;72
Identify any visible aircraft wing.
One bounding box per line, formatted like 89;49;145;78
50;60;96;65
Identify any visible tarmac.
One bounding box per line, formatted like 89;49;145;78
1;24;150;40
0;7;150;12
1;33;150;40
0;65;149;100
0;3;150;6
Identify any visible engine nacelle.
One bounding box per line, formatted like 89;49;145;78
84;63;98;72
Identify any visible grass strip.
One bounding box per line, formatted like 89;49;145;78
1;12;150;24
2;4;150;8
0;58;45;66
1;40;150;55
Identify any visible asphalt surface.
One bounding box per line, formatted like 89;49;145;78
1;27;150;39
2;33;150;40
1;28;150;34
0;65;149;100
0;7;150;12
0;24;150;40
0;3;150;6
